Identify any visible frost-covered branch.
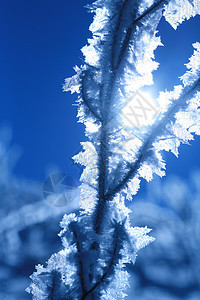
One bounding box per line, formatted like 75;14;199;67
106;76;200;201
28;0;200;299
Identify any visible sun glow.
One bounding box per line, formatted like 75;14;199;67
121;90;159;130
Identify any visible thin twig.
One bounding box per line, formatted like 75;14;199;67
71;224;86;295
81;227;119;299
106;78;200;201
81;71;102;122
116;0;169;69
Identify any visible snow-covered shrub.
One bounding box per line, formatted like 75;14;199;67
128;172;200;300
0;127;78;299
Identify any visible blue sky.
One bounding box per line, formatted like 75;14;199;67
1;0;200;183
